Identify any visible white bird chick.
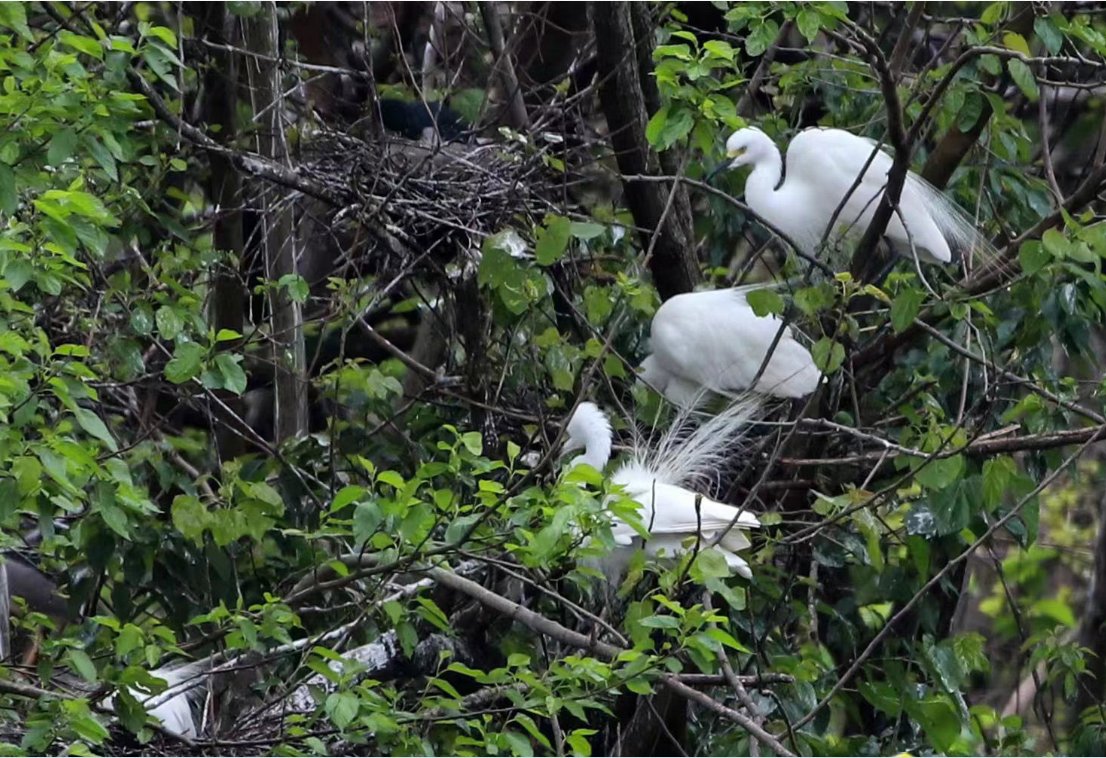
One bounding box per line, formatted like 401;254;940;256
723;126;995;265
562;401;761;579
639;286;820;408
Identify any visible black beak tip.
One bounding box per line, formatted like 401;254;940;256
706;163;728;182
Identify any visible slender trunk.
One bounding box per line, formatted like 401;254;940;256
196;3;246;459
591;1;698;300
245;3;308;442
1075;490;1106;718
921;6;1034;188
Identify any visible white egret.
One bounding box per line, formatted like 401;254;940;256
106;662;201;739
562;400;761;578
722;126;995;265
639;286;820;408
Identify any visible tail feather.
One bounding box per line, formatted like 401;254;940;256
904;171;1001;267
632;394;766;491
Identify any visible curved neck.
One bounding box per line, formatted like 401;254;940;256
571;432;611;471
744;147;784;209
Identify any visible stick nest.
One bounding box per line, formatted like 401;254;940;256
295;130;560;279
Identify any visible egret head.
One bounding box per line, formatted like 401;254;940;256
562;402;612;471
723;127;776;170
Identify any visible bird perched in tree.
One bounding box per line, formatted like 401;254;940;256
720;126;994;265
562;400;761;579
639;286;820;408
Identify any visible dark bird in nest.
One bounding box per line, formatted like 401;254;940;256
378;98;467;142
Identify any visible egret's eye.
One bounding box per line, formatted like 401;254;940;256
727;146;747;159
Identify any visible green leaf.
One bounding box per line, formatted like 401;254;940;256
645;105;670;148
214;353;247;395
745;18;779;56
279;273;309;303
570;221;605;240
957;92;984;132
692;549;732;581
171;495;209;545
1018;240;1049;274
144;25;178;48
703;39;735;61
858;680;902;718
980;2;1007;25
982;455;1016;508
352;501;382;544
1003;32;1031;56
890;288;925;333
745;288;783;317
155;306;184;340
503;730;534;757
1034;17;1063;55
1031;597;1076;627
47;129;79;167
796;9;822;42
811;338;845;374
165;343;205;384
1008;58;1038;100
1041;227;1069;258
916;454;965;491
68;649;98;682
59;30;104;59
0;164;16;215
74;408;118;451
325;691;359;729
705;627;750;653
927;476;981;535
0;2;33;40
535;215;572;266
906;695;960;752
445;513;481;545
638;615;680;630
330;485;365;512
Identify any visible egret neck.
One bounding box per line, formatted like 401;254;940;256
741;144;785;221
565;402;613;472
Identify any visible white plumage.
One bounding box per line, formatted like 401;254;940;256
562;400;761;578
106;663;200;739
639;286;820;407
724;126;995;265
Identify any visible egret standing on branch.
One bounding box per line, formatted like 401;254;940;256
718;126;995;266
562;401;761;579
639;286;821;408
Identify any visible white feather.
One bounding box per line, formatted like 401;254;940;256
562;400;762;579
641;287;821;406
105;662;201;739
726;126;997;266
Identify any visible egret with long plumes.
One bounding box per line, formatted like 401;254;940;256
639;286;820;407
562;400;761;579
721;126;995;265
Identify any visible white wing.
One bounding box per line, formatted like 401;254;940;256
609;467;759;578
649;288;819;400
786;128;953;263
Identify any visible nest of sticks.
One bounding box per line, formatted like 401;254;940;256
294;130;561;282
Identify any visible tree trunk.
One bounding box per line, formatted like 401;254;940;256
920;6;1035;189
245;3;309;442
196;3;247;459
1075;490;1106;718
591;2;698;300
